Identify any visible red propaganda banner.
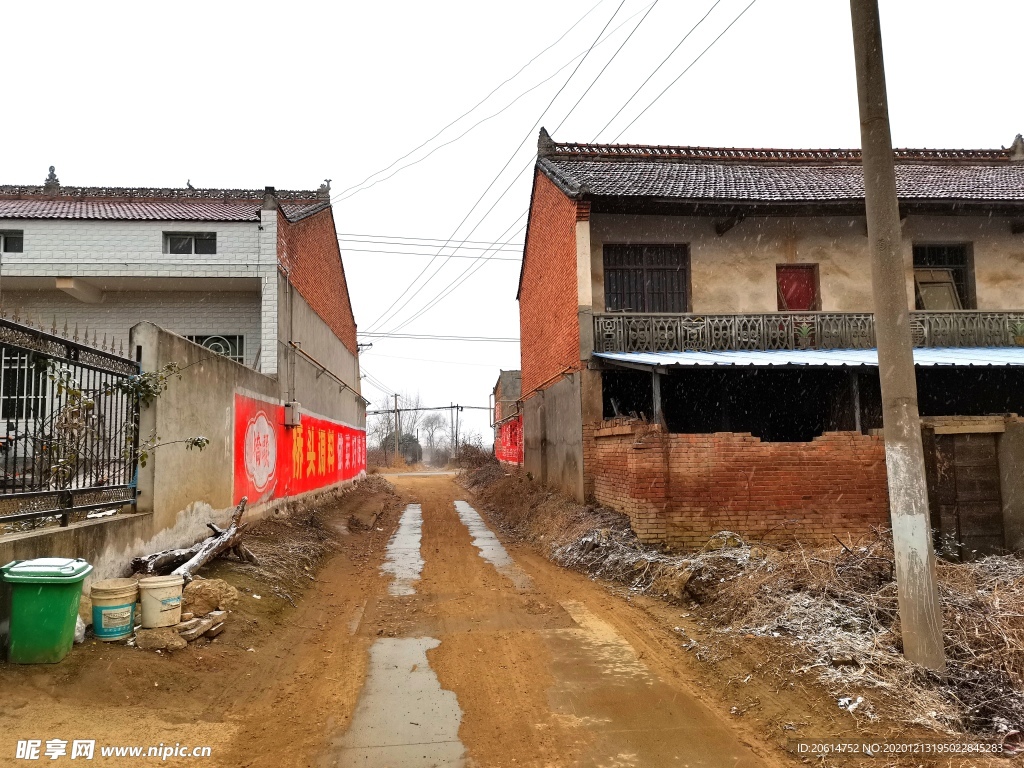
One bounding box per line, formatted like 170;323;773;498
495;414;523;465
234;392;366;505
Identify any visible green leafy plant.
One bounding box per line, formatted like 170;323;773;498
794;323;814;345
45;360;209;485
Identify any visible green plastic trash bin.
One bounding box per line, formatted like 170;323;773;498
1;558;93;664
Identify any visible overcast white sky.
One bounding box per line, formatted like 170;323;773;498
4;0;1022;442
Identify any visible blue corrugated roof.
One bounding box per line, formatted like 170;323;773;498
594;347;1024;367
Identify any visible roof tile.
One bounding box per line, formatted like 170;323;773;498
538;140;1024;203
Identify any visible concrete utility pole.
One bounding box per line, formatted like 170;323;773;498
850;0;946;671
393;393;400;467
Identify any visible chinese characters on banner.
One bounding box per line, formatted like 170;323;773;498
494;414;523;465
234;393;366;505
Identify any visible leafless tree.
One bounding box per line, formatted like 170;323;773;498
421;412;446;458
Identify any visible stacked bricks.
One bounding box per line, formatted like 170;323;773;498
277;207;358;356
587;424;890;550
519;171;582;396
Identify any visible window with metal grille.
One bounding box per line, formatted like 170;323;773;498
0;231;24;253
604;244;689;312
0;351;47;421
186;335;244;363
913;244;973;309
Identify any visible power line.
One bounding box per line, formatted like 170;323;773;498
340;247;520;262
363;1;629;335
377;0;664;335
367;405;492;415
593;0;723;140
359;366;397;397
552;0;661;135
358;333;519;342
330;0;609;203
364;351;509;368
334;3;657;206
337;233;524;247
384;220;528;335
338;237;522;252
613;0;760;141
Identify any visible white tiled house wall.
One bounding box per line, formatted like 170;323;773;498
0;217;279;373
2;290;262;367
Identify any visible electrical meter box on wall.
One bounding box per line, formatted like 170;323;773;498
284;401;302;427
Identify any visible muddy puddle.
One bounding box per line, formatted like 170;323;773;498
454;500;534;591
543;602;761;767
380;503;424;595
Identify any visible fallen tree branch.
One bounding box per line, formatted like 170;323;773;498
171;497;257;583
131;542;204;575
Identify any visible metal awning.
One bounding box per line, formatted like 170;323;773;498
594;347;1024;369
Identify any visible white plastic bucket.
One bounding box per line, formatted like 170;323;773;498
138;575;184;629
90;578;139;641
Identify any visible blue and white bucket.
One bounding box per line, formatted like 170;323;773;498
139;574;184;629
90;578;139;641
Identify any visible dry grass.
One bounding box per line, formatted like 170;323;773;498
463;466;1024;741
235;475;401;605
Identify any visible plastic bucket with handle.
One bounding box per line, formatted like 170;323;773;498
90;578;138;641
138;574;184;628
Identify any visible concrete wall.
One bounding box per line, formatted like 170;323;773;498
522;373;584;501
589;213;1024;313
277;275;364;428
132;322;280;530
5;288;262;367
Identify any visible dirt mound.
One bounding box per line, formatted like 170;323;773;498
462;465;1024;743
237;476;402;605
183;577;239;616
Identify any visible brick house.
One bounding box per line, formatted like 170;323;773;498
492;370;523;466
518;129;1024;556
0;169;363;427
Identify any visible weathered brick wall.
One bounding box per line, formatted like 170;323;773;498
277;207;358;356
519;171;581;396
588;424;890;549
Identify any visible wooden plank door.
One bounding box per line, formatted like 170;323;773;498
927;433;1005;560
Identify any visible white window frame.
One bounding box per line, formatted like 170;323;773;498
164;232;216;255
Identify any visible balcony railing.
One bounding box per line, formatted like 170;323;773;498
593;311;1024;354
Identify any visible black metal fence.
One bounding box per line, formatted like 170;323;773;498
0;318;140;529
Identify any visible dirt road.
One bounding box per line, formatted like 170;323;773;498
0;474;783;767
326;473;777;767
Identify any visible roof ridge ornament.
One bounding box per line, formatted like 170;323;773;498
43;166;60;194
538;127;556;159
1010;134;1024;163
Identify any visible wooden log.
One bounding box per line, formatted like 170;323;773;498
171;497;250;583
131;542;204;575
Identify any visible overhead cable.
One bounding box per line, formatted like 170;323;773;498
330;0;610;203
593;0;723;140
612;0;760;141
362;0;629;334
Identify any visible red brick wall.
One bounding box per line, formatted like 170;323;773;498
587;424;890;549
277;207;358;356
519;171;581;396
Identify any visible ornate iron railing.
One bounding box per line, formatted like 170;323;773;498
593;311;1024;354
0;317;141;530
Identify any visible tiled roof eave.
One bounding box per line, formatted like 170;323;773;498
536;158;584;198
